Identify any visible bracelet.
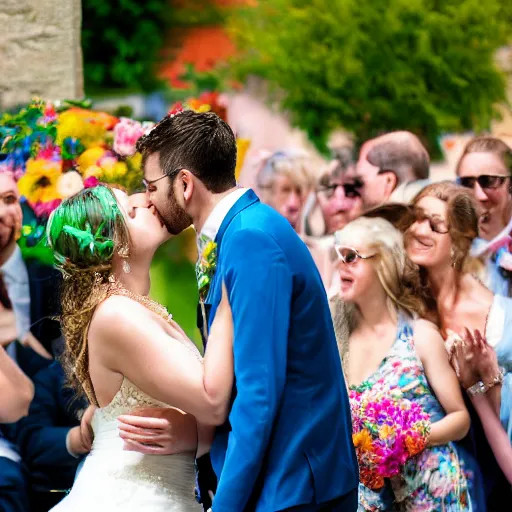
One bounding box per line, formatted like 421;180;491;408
466;367;505;397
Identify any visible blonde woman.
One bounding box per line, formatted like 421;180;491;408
331;217;471;511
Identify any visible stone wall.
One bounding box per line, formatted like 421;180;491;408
0;0;83;109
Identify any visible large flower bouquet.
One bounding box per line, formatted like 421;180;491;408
350;387;431;490
0;99;152;263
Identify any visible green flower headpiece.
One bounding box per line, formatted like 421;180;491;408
47;185;125;270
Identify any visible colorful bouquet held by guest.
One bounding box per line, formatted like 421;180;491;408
350;387;431;490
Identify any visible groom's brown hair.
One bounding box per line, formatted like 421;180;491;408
136;110;237;193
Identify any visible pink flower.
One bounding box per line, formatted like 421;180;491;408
113;117;150;157
83;176;99;188
32;199;62;218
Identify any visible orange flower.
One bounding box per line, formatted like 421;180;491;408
360;467;385;490
353;429;373;452
405;435;427;456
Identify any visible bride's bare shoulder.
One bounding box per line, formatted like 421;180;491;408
89;295;157;340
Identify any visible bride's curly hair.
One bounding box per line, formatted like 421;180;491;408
47;185;130;404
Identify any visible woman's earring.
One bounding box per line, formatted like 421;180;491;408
122;259;131;274
118;246;131;274
450;247;457;269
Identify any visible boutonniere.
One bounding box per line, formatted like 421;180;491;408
197;240;217;301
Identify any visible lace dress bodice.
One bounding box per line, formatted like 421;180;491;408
51;378;201;511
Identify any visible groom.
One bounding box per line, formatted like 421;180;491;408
133;110;358;511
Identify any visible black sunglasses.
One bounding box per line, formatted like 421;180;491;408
317;182;361;199
457;175;509;190
412;207;449;234
143;168;182;189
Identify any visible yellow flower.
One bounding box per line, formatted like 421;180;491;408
379;425;394;440
101;159;128;181
57;110;106;149
353;429;373;452
82;165;103;179
126;152;142;171
203;241;217;260
18;158;62;204
76;147;108;173
235;138;251;181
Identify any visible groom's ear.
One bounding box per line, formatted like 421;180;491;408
181;170;194;202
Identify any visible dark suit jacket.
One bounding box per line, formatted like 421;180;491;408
16;362;84;493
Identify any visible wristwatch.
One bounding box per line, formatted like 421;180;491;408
466;367;505;397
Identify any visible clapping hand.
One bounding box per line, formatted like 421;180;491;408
451;328;500;389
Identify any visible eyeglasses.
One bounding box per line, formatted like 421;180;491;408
335;246;376;264
457;175;509;190
412;207;449;234
317;182;361;199
142;168;182;189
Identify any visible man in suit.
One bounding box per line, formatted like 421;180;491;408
134;110;359;511
16;361;93;512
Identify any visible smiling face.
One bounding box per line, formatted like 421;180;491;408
112;188;171;257
406;196;452;269
0;173;22;252
457;151;512;240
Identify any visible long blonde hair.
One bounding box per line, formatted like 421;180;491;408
330;217;426;350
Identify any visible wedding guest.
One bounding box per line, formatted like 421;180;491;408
303;153;363;289
330;216;471;510
256;149;312;232
0;171;56;375
405;181;512;508
16;362;91;512
452;332;512;484
456;137;512;295
0;345;33;423
355;131;430;210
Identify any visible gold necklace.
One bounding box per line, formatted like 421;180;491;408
107;277;203;363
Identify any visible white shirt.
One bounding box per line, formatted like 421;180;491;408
1;245;31;358
196;188;248;253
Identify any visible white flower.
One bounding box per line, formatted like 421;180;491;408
57;171;84;198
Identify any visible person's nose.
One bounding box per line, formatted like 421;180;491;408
330;186;353;211
127;193;150;218
474;182;489;203
286;191;301;212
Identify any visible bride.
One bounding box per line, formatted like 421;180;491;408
46;184;233;511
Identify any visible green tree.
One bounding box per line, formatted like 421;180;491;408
82;0;170;92
227;0;511;156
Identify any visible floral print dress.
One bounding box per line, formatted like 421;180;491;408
349;315;472;511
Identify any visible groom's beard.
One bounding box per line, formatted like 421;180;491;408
162;189;193;235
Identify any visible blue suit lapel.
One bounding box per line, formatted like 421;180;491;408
204;189;259;306
215;189;259;247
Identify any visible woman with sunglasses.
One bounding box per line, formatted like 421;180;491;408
406;181;512;507
331;216;472;511
456;137;512;296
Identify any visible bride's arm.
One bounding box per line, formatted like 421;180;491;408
90;289;234;426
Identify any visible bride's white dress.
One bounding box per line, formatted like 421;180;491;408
51;377;201;511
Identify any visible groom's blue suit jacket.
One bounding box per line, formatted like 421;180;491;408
205;190;358;511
